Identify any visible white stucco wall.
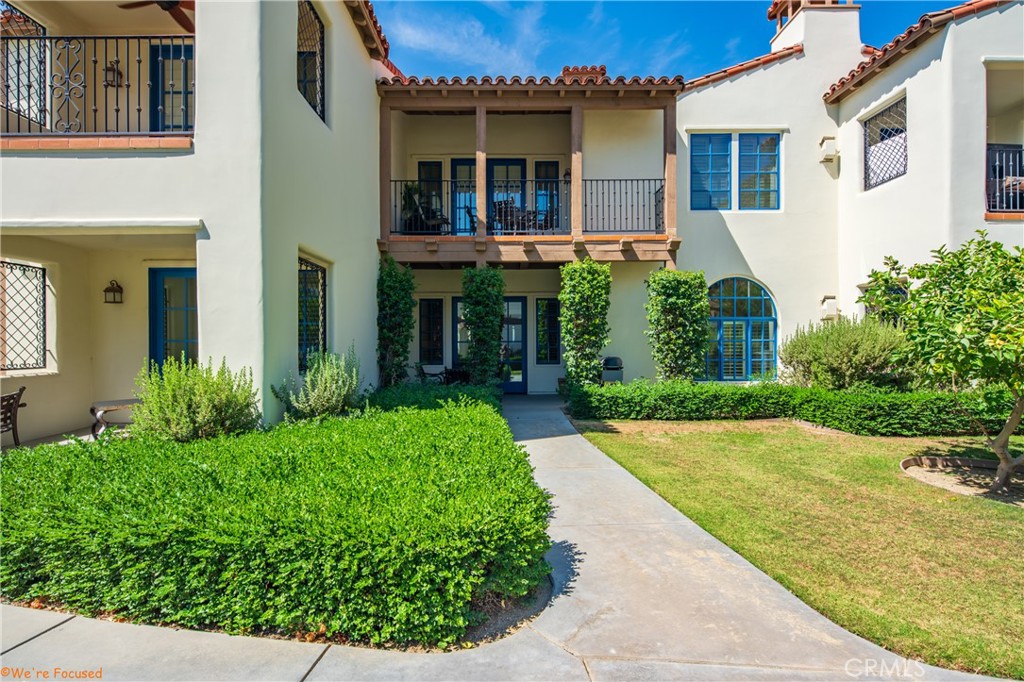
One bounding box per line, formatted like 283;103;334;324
676;8;864;345
1;1;267;434
0;237;93;443
833;2;1024;315
258;0;381;416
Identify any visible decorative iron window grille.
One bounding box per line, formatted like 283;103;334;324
0;260;47;371
864;98;908;190
1;1;48;126
296;0;325;121
298;257;327;370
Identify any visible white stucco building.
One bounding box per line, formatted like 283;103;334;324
1;0;1021;442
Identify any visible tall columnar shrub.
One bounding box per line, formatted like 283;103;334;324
132;356;261;442
559;259;611;385
376;255;416;388
779;316;910;390
461;266;505;384
861;230;1024;491
645;269;710;380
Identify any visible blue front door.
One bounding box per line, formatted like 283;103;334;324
149;44;195;132
487;158;526;235
149;268;198;366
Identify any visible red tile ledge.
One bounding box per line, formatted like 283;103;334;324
0;135;193;151
984;212;1024;222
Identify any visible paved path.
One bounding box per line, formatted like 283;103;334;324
0;397;988;681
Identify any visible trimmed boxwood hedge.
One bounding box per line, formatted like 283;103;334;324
0;401;550;647
567;380;1013;437
369;382;502;412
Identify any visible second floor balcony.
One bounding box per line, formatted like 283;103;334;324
389;177;665;236
2;33;194;137
1;1;195;141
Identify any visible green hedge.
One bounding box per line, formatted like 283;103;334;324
1;402;549;647
567;380;1013;437
368;382;502;412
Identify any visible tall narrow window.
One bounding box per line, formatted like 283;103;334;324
297;0;325;120
864;98;907;190
150;43;195;132
535;161;561;230
690;134;732;210
419;298;443;365
298;257;327;370
536;298;561;364
704;278;777;381
0;260;46;370
738;134;780;210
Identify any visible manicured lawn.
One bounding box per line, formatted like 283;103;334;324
575;419;1023;679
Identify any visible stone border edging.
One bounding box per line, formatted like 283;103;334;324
899;456;998;473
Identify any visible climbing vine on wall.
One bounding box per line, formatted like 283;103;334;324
461;266;505;385
645;268;710;381
376;255;416;388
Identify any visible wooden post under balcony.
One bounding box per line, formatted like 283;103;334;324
379;104;392;240
571;104;583;238
476;105;488;241
663;98;677;242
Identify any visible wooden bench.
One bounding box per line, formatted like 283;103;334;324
90;398;140;438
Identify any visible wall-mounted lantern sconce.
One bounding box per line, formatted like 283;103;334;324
103;280;124;304
103;62;123;88
562;169;571;185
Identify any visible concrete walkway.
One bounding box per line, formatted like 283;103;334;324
0;397;988;681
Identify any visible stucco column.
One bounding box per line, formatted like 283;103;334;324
379;104;392;240
663;99;677;240
475;105;487;238
571;104;583;238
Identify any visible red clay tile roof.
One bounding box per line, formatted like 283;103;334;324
378;69;684;90
824;0;1015;103
768;0;855;20
345;1;390;61
682;44;804;92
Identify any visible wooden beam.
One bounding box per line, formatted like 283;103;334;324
476;105;488;240
663;98;678;241
379;105;392;240
571;104;583;238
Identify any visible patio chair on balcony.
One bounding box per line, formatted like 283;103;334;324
492;199;540;234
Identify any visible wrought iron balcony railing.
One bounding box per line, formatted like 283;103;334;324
390;179;667;236
583;179;665;233
1;34;195;136
987;145;1024;213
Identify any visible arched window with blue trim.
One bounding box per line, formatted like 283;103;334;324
704;277;777;381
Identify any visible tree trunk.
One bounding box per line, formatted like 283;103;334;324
988;394;1024;493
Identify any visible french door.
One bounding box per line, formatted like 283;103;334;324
149;268;198;366
452;296;527;394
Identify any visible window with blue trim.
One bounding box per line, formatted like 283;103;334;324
690;133;731;210
738;134;780;210
703;277;777;381
536;298;560;364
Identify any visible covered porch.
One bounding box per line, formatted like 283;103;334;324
0;228;198;446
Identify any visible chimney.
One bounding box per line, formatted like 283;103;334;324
561;65;608;85
768;0;862;52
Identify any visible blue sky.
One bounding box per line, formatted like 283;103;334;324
372;1;958;79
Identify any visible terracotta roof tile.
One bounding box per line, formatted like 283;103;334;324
682;44;804;92
377;70;684;90
824;0;1016;103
